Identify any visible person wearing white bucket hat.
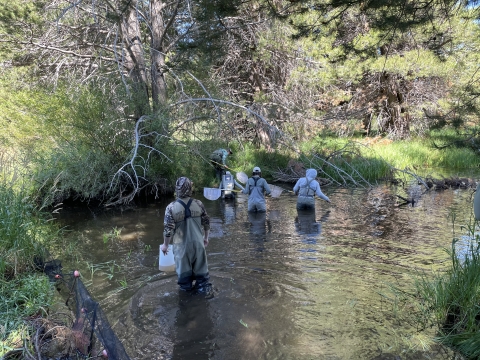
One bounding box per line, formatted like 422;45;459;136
242;166;271;212
293;168;330;210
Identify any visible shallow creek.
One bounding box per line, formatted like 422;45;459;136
55;183;477;360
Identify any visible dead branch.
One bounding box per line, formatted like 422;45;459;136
107;115;172;206
392;167;430;190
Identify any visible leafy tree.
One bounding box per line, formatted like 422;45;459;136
270;0;480;138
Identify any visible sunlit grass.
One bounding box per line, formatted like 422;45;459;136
0;274;53;357
369;139;480;170
382;222;480;359
407;221;480;359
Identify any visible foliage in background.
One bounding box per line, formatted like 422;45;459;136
278;1;480;139
1;0;480;206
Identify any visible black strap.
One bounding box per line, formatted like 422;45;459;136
176;199;193;219
302;178;314;196
249;177;259;195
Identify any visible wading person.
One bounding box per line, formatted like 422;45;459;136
242;166;271;212
293;168;331;211
161;177;213;297
219;171;244;199
210;148;233;181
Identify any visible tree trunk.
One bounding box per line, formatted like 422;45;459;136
120;1;151;118
151;0;173;110
379;72;410;139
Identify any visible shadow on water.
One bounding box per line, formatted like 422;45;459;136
54;183;478;359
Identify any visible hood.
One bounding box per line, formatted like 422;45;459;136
306;168;317;181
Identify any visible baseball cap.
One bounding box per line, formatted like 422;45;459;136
253;166;261;172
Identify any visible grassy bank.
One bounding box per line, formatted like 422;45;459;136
0;183;58;357
411;223;480;359
382;219;480;360
236;131;479;188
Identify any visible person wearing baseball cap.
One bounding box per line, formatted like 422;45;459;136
242;166;271;212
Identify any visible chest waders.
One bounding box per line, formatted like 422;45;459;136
172;198;210;291
297;179;315;210
248;178;267;212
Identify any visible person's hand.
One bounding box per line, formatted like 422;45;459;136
160;243;169;255
204;238;209;247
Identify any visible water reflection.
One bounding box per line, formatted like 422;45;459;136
248;211;268;237
295;209;330;237
173;294;214;359
221;198;236;225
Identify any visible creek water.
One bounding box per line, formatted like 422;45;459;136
55;182;478;360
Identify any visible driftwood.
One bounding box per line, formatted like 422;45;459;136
272;158;372;188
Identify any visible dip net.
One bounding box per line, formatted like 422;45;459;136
41;259;131;360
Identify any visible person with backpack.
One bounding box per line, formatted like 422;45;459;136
293;168;331;210
219;171;244;199
210;148;233;181
242;166;271;212
161;177;213;297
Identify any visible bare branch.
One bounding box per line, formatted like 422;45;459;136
107;115;172;206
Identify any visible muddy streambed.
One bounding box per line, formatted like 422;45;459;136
54;183;477;360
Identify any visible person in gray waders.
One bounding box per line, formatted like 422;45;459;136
210;148;232;181
161;177;213;297
219;171;244;199
293;168;331;211
242;166;271;212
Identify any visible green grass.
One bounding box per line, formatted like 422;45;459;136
0;184;59;277
0;181;59;357
289;131;480;185
412;223;480;359
0;274;53;357
369;139;480;170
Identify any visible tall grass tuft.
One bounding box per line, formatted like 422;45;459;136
414;226;480;359
0;183;58;278
0;174;58;355
0;274;53;356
